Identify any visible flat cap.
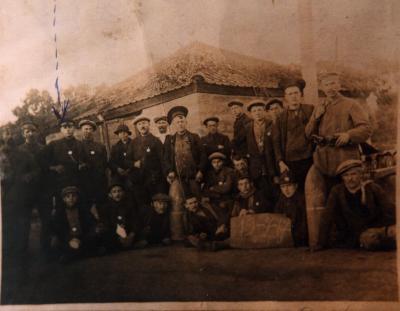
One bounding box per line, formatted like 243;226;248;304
336;159;362;176
278;171;296;185
281;79;306;92
208;152;226;161
60;118;75;127
247;101;266;112
318;71;339;82
61;186;79;197
265;99;283;111
203;116;219;126
133;116;150;125
114;124;132;135
21;120;38;131
151;193;171;202
167;106;188;124
227;100;244;107
78;119;97;130
154;116;167;124
108;177;125;191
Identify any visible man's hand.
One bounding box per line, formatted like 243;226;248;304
117;167;127;176
167;171;176;184
313;104;326;120
215;224;227;236
334;132;350;147
50;165;64;174
69;238;81;250
278;161;289;173
195;171;203;183
78;163;87;171
134;160;141;169
239;209;249;217
199;232;207;240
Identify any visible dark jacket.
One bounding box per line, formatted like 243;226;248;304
232;113;252;156
186;205;219;239
200;132;231;159
327;182;395;248
232;188;273;217
131;133;164;184
244;119;277;179
274;191;308;246
272;104;314;164
163;131;207;177
203;166;235;202
109;138;135;176
142;208;170;243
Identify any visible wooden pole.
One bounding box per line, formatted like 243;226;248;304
297;0;319;105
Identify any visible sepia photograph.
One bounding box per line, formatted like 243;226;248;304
0;0;399;310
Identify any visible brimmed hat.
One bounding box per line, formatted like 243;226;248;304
151;193;171;202
208;152;226;161
247;101;266;112
61;186;79;197
133;116;151;126
78;119;97;130
318;71;340;82
280;79;306;92
203;117;219;126
265;99;283;111
167;106;188;124
279;171;297;185
21;120;38;131
227;100;244;108
336;159;362;176
114;124;132;135
154;116;167;124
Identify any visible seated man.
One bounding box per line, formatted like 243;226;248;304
97;180;143;252
50;186;100;262
232;155;250;192
327;159;396;250
141;193;171;246
232;175;273;217
203;152;235;227
274;171;308;247
183;194;227;250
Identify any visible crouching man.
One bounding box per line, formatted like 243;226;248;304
183;194;228;250
274;172;308;247
141;193;171;246
327;160;396;250
97;180;143;252
50;186;100;262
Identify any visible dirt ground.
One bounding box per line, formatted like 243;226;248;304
5;235;398;305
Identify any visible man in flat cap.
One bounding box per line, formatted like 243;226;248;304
304;72;372;249
78;119;108;212
108;123;135;194
163;106;207;240
131;116;166;209
272;80;314;191
243;101;277;203
324;160;395;251
200;116;231;166
43;118;88;201
265;98;284;124
228;100;252;157
153;116;169;144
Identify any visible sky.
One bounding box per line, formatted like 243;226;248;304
0;0;398;124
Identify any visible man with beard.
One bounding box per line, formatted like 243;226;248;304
153;116;169;144
272;80;314;191
228;100;252;157
131;116;166;209
78;119;108;213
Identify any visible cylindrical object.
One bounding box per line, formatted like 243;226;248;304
169;179;185;240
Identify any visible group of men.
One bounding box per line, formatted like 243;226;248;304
0;72;396;297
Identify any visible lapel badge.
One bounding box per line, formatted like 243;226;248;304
123;152;127;157
146;147;151;153
68;150;73;155
90;150;95;155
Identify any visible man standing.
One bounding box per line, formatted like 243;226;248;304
272;80;314;190
153;116;169;144
326;160;395;250
131;116;166;208
265;98;284;124
228;100;252;157
200;116;231;161
78;119;108;210
244;102;277;203
304;72;371;249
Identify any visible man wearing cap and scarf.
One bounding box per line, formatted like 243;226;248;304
153;116;169;144
243;101;277;203
272;80;314;191
78;119;108;210
131;116;166;207
200;116;231;163
43;118;88;199
109;124;135;192
304;72;372;249
228;100;252;157
324;160;395;251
